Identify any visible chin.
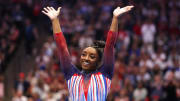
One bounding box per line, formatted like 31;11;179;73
82;66;97;71
82;66;90;70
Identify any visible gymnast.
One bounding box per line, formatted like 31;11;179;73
42;5;133;101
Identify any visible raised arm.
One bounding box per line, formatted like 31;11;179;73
42;7;62;33
42;7;77;80
102;6;134;79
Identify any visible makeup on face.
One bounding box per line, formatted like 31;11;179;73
80;47;99;71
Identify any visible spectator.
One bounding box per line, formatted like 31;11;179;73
163;71;178;101
141;19;156;54
8;0;180;100
151;74;163;101
12;90;28;101
24;18;38;56
133;82;148;101
14;72;30;96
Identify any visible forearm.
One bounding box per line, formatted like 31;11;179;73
52;18;62;34
102;16;119;78
42;7;74;78
52;18;69;59
54;29;72;76
101;30;117;79
54;32;75;81
109;16;118;32
52;19;75;80
106;16;118;48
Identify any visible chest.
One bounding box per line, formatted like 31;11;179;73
67;73;111;101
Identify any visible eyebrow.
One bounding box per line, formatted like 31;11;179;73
82;51;87;54
90;54;96;56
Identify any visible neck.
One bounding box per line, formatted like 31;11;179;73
82;68;96;74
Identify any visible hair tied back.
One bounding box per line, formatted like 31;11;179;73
93;41;105;49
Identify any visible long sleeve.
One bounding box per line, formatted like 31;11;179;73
100;30;118;79
54;32;78;80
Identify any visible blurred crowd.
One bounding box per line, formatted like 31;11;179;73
9;0;180;101
0;0;21;73
0;0;39;73
0;0;40;100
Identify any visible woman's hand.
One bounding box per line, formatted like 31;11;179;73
42;7;61;20
113;6;134;17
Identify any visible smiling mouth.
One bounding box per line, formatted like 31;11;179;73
83;61;90;66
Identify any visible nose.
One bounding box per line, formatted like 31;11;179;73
84;55;90;61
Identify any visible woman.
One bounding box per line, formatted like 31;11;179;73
42;5;133;101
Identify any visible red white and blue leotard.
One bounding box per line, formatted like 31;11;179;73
54;30;117;101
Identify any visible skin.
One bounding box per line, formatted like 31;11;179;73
42;5;134;71
80;47;99;70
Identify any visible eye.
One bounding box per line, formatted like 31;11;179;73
81;53;86;57
90;55;96;59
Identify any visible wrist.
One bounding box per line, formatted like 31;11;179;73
51;18;59;22
113;15;118;19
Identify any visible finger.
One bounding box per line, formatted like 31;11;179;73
50;7;55;11
129;5;134;9
43;7;49;12
126;5;134;10
115;7;120;11
122;6;133;12
42;10;48;16
48;6;53;10
47;6;51;11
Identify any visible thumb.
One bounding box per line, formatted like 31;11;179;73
57;7;61;13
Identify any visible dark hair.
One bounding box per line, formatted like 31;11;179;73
90;40;105;62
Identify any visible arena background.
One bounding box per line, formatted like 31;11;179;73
0;0;180;101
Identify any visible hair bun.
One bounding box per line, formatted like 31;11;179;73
93;41;105;48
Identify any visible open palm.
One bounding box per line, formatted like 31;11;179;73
42;7;61;20
113;6;134;17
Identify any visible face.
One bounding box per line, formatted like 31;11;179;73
80;47;99;71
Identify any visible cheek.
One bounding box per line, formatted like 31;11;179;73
93;56;99;63
80;57;83;64
90;59;98;66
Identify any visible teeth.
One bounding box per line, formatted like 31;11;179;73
84;62;89;65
